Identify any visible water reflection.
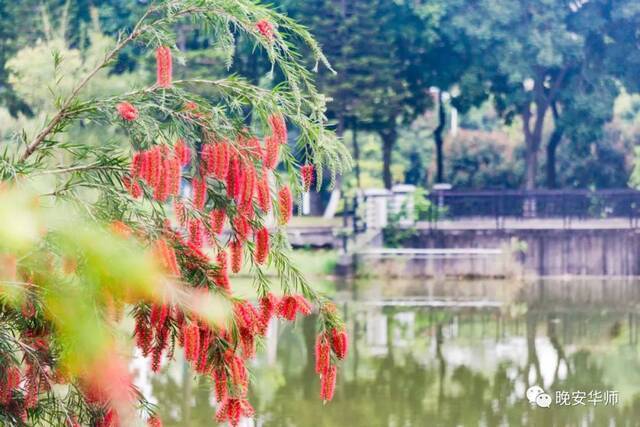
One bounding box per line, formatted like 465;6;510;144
148;278;640;426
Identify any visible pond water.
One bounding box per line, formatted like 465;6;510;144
144;278;640;426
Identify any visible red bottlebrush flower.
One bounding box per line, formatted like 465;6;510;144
277;295;297;321
184;101;198;111
254;227;269;265
212;368;228;403
154;159;171;202
0;365;21;404
239;164;256;214
240;327;256;359
315;333;331;375
301;163;315;192
148;416;163;427
276;295;312;321
186;241;210;264
331;328;348;360
268;114;287;145
263;135;280;170
234;301;260;333
110;220;132;238
224;351;248;390
116;102;138;121
256;173;271;213
152;325;169;372
196;327;212;373
156;46;173;88
258;293;278;335
127;179;141;199
148;147;162;191
192;177;207;211
123;176;142;199
230;239;243;274
98;408;120;427
226;155;241;199
232;215;251;242
278;185;293;225
209;209;226;235
295;295;312;315
320;364;337;402
174;139;191;166
256;19;275;41
24;374;39;409
244;136;263;159
132;151;143;177
201;144;216;176
21;298;36;318
188;218;204;248
155;239;180;276
214;250;230;291
168;155;182;197
174;200;187;227
183;322;201;363
135;313;153;356
216;397;255;427
213;142;230;180
150;304;169;329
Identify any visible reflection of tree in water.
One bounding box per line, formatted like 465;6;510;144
146;305;640;426
257;307;640;427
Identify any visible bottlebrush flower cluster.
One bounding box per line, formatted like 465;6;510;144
128;145;182;202
0;0;350;424
314;326;348;402
0;30;344;426
132;292;316;427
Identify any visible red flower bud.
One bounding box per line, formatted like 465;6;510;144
116;102;138;121
256;19;275;41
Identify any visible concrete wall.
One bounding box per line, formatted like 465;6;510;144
354;228;640;278
400;228;640;277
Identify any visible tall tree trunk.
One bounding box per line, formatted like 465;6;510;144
380;127;397;189
434;90;446;183
524;142;539;191
546;103;563;189
522;101;547;191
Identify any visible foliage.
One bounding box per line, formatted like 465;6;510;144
0;1;350;426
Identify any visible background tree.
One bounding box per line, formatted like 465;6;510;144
281;0;433;189
445;0;639;190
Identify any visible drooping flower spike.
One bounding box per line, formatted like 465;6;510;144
301;164;315;192
278;185;293;225
156;46;173;88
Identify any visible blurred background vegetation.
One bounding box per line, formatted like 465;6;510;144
2;0;640;195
